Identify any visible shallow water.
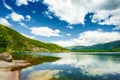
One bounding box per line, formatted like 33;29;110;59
20;52;120;80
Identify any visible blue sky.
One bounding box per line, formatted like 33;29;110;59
0;0;120;47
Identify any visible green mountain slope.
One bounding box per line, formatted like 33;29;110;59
70;40;120;52
0;24;68;53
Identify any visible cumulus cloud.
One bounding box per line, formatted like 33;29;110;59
52;30;120;47
0;18;11;26
43;0;87;24
92;9;120;30
16;0;28;6
26;15;31;21
16;0;39;6
30;27;61;37
8;12;24;22
43;0;120;29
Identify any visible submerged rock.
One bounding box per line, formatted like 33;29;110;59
0;52;13;62
28;70;60;80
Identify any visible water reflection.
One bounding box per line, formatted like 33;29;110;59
53;54;120;76
21;52;120;80
28;70;60;80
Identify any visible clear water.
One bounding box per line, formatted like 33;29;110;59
20;52;120;80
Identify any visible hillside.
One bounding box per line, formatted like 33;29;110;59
0;24;68;53
70;40;120;52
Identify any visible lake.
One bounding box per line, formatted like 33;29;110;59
20;52;120;80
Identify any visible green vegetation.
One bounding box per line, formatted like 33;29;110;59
10;52;60;71
0;24;68;53
71;40;120;52
11;52;59;64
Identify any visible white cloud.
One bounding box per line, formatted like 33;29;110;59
52;30;120;47
92;9;120;30
19;22;28;28
16;0;39;6
53;40;76;47
43;11;53;19
21;33;36;39
8;12;24;22
66;34;71;36
43;0;120;29
28;0;39;2
3;0;13;10
16;0;28;6
43;0;87;24
26;15;31;21
0;18;11;26
30;27;61;37
66;26;73;29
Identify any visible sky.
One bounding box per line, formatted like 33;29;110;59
0;0;120;47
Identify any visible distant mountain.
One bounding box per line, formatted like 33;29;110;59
0;24;68;53
66;46;77;50
70;40;120;52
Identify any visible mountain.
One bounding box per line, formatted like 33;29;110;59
0;24;68;53
70;40;120;52
66;46;77;50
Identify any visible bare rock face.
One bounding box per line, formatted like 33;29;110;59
0;52;13;62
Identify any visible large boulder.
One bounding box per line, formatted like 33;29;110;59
0;52;13;62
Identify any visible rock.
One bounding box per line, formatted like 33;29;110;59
0;68;19;80
0;60;14;68
12;60;31;67
0;60;30;80
0;52;13;62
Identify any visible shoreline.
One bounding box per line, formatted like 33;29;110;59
0;52;60;80
0;60;31;80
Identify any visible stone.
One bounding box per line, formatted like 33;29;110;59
0;52;13;62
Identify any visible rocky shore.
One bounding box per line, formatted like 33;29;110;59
0;53;31;80
0;52;59;80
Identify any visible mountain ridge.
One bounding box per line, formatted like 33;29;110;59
69;40;120;52
0;24;68;53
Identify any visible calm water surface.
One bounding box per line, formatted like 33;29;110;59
20;52;120;80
